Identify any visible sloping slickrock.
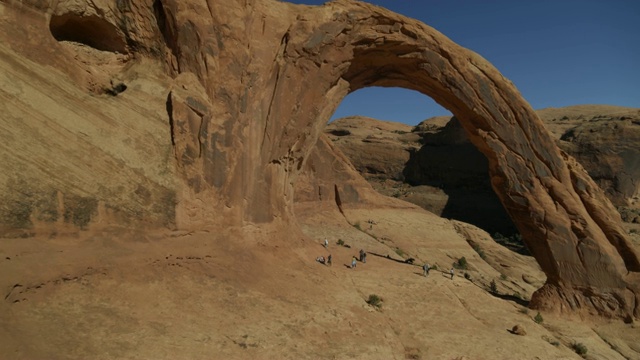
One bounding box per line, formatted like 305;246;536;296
0;0;638;318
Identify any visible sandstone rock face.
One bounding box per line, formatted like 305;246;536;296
326;107;640;238
1;0;639;318
0;2;176;236
327;115;518;236
559;117;640;209
326;116;418;182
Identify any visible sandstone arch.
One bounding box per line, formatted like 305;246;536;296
211;0;639;318
1;0;638;319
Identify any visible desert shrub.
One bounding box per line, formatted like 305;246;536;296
431;264;438;270
453;257;468;270
395;248;405;257
512;292;523;300
534;312;544;324
464;272;471;280
518;308;529;315
490;279;498;293
366;294;383;309
337;239;345;246
353;222;362;231
500;274;507;281
572;342;588;356
550;340;560;347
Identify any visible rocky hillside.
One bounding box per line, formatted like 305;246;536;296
326;105;640;234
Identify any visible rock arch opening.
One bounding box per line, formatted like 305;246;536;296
325;86;521;241
49;13;127;53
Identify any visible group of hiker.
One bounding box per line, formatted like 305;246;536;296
316;255;332;266
317;238;455;280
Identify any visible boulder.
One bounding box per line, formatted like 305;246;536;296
511;325;527;336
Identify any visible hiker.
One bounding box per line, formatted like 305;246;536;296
363;252;367;263
449;268;454;280
423;263;430;277
351;256;357;269
324;238;328;248
327;254;332;266
359;249;365;262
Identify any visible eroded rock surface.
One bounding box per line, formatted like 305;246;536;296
326;106;640;237
0;0;638;318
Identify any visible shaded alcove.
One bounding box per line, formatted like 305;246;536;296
49;13;127;53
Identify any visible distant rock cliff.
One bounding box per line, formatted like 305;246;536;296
326;106;640;231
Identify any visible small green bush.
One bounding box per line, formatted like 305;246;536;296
464;272;471;280
572;342;587;356
366;294;383;309
395;248;405;257
337;239;345;246
453;257;468;270
550;340;560;347
500;274;507;281
490;279;498;293
534;312;544;324
353;222;362;231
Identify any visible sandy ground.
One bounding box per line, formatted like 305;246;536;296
2;204;638;360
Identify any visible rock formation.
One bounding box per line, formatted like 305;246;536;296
559;117;640;210
326;115;519;236
326;106;640;236
1;0;639;318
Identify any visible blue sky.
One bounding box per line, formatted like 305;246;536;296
284;0;640;124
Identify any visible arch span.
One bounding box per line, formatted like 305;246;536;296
151;0;639;318
264;1;640;318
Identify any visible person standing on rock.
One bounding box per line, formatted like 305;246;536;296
362;252;367;263
359;249;365;262
423;263;430;277
324;238;328;248
352;256;357;269
449;267;454;280
327;254;332;266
